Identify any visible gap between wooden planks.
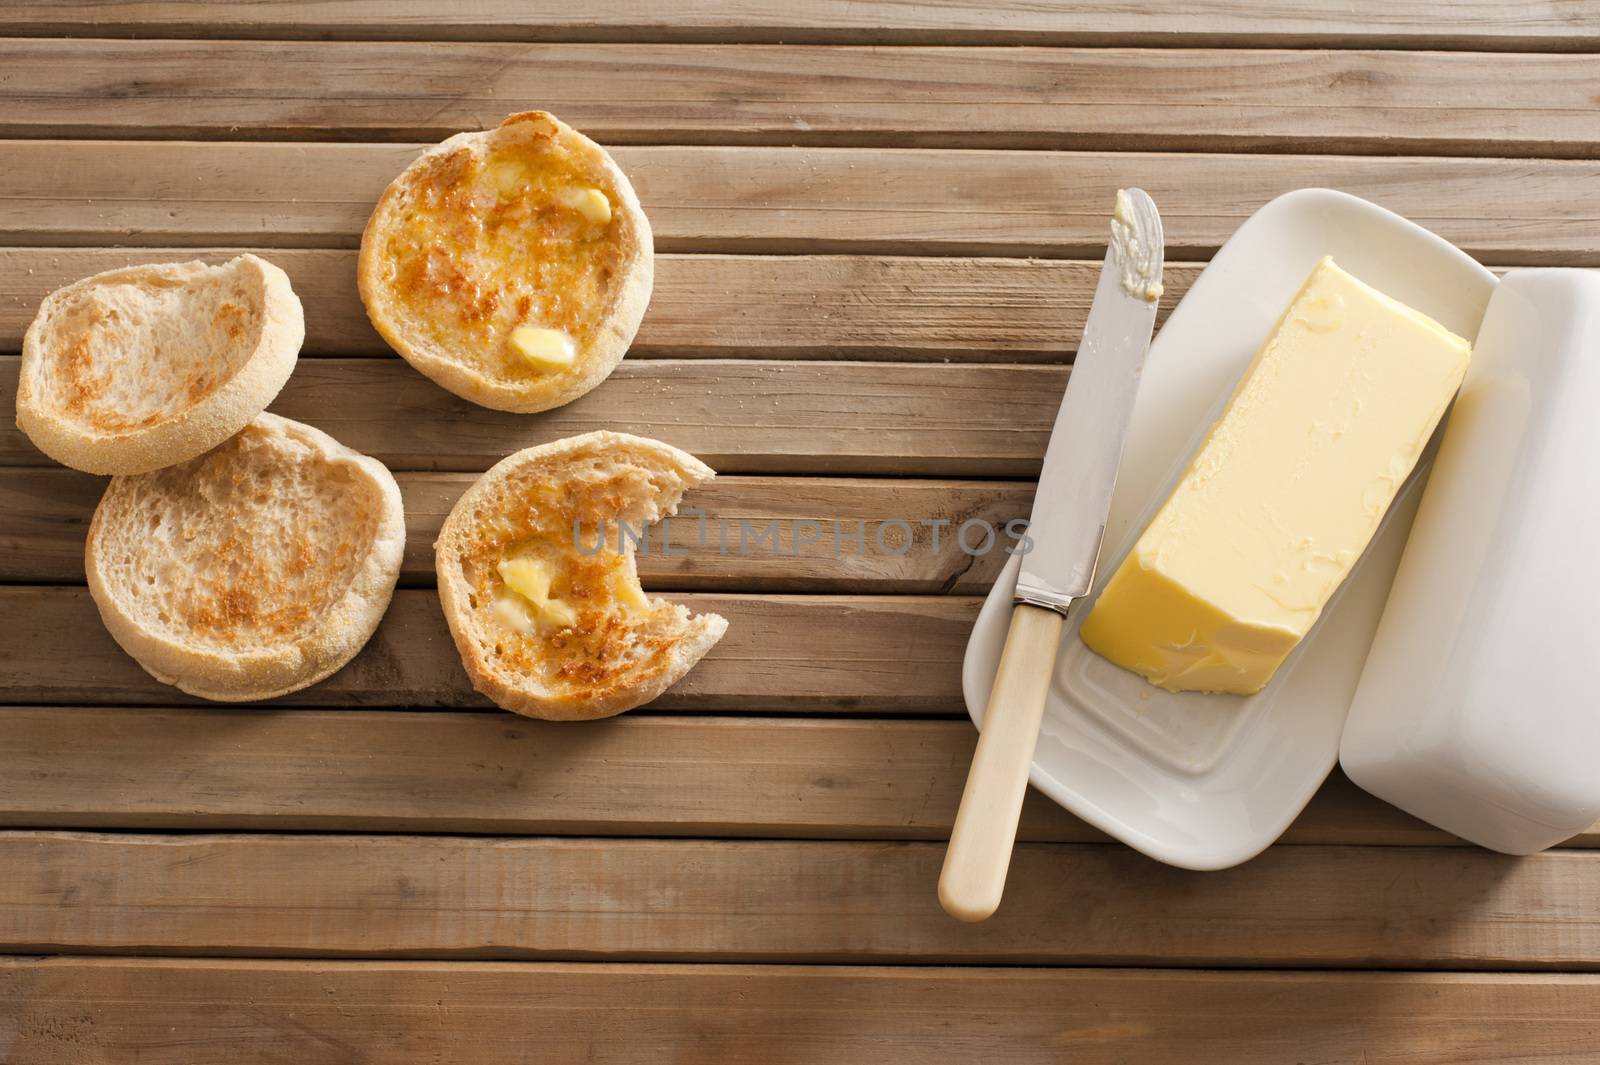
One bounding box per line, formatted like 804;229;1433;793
4;142;1600;262
0;249;1193;360
3;830;1599;966
0;469;1032;592
5;41;1600;157
1;0;1595;50
0;357;1068;476
0;706;1592;848
0;587;972;711
4;959;1598;1065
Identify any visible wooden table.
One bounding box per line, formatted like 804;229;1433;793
2;3;1598;1061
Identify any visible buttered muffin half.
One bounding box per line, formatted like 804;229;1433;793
358;111;652;413
435;432;727;721
86;414;405;702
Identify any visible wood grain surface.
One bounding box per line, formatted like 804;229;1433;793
5;959;1596;1065
5;41;1600;156
5;831;1599;966
4;141;1600;261
2;8;1596;1062
3;1;1595;48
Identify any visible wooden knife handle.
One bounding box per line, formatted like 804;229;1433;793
938;603;1065;922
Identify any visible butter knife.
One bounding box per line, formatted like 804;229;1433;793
939;188;1164;922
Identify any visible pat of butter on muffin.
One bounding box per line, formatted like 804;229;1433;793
561;186;613;225
509;326;577;369
497;556;578;629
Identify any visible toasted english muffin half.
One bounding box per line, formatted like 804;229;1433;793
16;255;303;475
358;111;653;413
436;431;727;721
86;413;405;702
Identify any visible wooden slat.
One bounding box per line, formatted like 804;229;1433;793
0;588;972;711
4;830;1598;966
0;710;1034;838
4;142;1599;262
0;469;1031;593
0;357;1067;476
5;959;1599;1065
0;248;1190;360
1;1;1594;50
1;706;1592;848
6;41;1600;157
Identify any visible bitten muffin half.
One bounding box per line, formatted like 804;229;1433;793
435;432;726;720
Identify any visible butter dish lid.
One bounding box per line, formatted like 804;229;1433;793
1341;268;1600;854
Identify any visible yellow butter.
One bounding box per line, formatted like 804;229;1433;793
613;568;651;612
561;186;613;225
492;594;536;634
1079;257;1471;695
490;161;528;197
508;325;577;369
497;557;578;629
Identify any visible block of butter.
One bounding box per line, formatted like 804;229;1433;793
1079;257;1471;695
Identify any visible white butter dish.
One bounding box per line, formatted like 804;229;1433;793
965;189;1497;870
1341;269;1600;854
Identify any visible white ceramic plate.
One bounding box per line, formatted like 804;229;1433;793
964;189;1498;870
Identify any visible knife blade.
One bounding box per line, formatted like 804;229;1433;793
1015;187;1164;611
939;189;1163;923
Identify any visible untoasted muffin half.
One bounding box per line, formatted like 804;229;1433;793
436;432;727;720
17;255;303;475
358;111;653;413
86;413;405;702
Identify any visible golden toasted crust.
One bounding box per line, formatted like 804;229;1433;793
358;111;652;413
435;431;726;721
15;255;303;475
85;413;406;702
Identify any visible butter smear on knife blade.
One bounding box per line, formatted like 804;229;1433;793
1111;188;1164;302
1079;257;1471;695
